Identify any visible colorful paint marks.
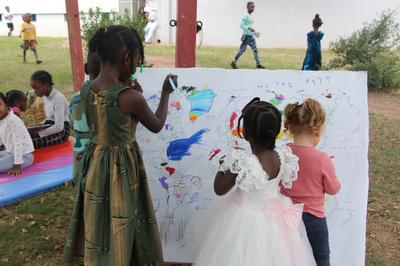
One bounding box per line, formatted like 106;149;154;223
166;129;209;161
165;166;176;176
170;101;182;110
187;89;216;122
159;176;169;190
148;94;160;101
165;124;173;131
231;127;243;137
208;148;221;161
270;94;285;106
181;86;197;93
229;112;238;129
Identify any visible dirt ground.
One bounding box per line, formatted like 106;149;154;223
368;91;400;118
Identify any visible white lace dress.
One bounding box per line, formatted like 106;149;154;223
194;146;316;266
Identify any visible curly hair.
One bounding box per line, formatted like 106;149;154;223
284;98;326;136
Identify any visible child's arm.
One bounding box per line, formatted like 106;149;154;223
118;74;176;133
214;156;238;195
214;171;237;196
240;15;249;31
9;119;29;176
38;97;67;137
322;156;341;195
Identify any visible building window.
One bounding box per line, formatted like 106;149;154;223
64;14;67;22
0;14;2;22
31;14;37;21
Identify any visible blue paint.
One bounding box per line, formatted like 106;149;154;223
187;89;216;120
165;124;173;131
159;176;169;190
190;193;200;203
166;129;209;161
148;94;160;101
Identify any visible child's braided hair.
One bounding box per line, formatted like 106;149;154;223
237;97;282;149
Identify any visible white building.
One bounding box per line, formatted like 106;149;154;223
1;0;399;48
0;0;118;38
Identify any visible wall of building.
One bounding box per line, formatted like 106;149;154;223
154;0;400;48
1;0;399;48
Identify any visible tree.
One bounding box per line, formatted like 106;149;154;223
328;10;400;89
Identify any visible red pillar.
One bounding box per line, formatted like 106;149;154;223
175;0;197;68
65;0;84;91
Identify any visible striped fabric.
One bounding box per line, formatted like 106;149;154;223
31;121;71;149
64;82;164;265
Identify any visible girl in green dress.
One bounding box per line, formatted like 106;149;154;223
64;25;176;265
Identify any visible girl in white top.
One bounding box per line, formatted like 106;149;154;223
194;98;316;266
0;92;34;176
29;70;70;149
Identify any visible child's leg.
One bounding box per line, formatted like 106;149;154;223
144;22;158;43
0;151;15;173
302;213;330;266
23;41;29;63
144;23;151;40
232;35;249;63
30;41;42;64
248;36;261;66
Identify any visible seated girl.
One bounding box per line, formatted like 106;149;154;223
0;92;34;176
29;70;70;149
6;90;28;117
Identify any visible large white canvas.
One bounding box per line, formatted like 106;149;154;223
136;68;369;266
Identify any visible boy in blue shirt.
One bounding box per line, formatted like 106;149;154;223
231;2;265;69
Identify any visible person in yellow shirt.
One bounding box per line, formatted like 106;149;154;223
20;13;42;64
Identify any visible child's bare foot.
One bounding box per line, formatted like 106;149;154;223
36;60;42;64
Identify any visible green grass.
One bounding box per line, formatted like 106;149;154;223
0;36;333;98
0;37;399;265
366;113;400;266
0;37;73;98
144;44;334;69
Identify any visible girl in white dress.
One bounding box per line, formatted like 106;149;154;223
194;98;316;266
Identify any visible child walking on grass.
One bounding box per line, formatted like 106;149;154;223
20;13;42;64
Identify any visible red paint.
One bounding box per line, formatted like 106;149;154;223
65;0;84;91
170;101;182;110
208;148;221;161
229;112;238;129
165;166;176;176
176;0;197;67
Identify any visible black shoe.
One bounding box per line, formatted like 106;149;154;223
256;64;265;69
231;61;238;69
36;60;42;64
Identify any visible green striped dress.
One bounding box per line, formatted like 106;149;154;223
64;82;164;265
